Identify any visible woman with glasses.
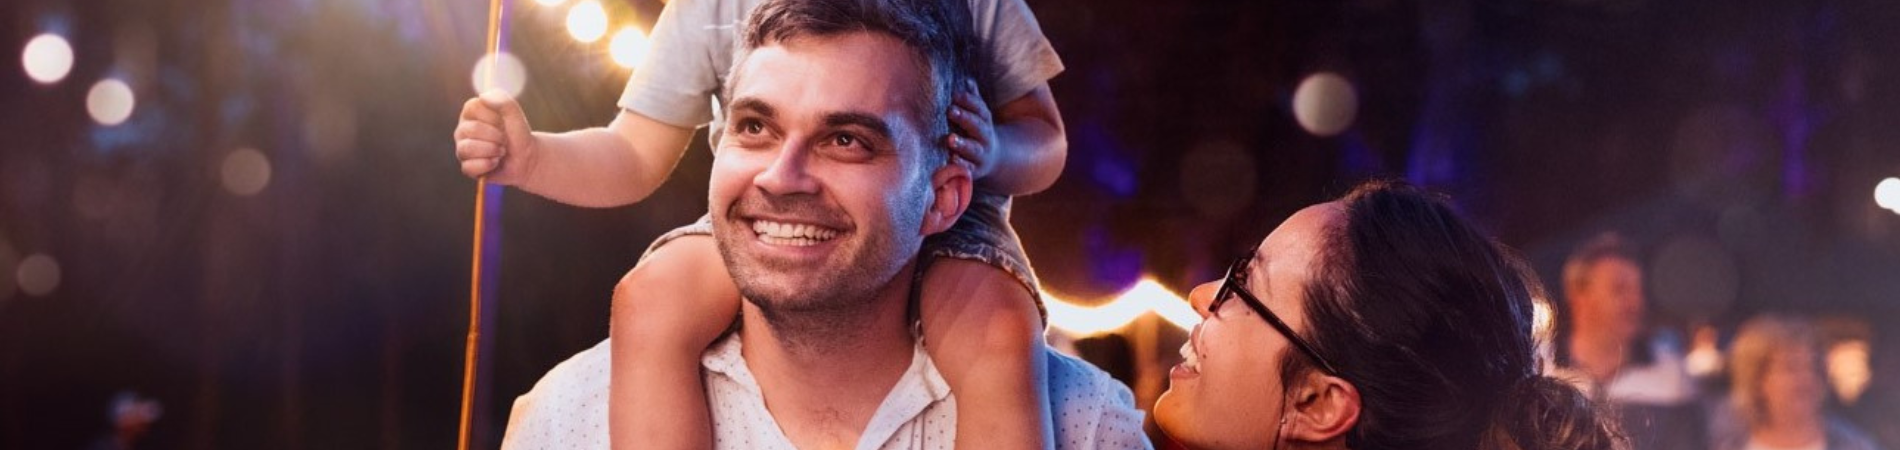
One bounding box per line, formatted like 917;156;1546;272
1154;180;1623;450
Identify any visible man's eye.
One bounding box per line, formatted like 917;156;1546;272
737;120;765;135
831;134;859;147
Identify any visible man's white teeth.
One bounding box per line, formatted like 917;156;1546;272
752;220;840;246
1179;341;1201;372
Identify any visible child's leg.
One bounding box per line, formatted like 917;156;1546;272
610;233;739;450
917;192;1053;449
918;260;1052;450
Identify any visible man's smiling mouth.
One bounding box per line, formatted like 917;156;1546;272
750;219;843;247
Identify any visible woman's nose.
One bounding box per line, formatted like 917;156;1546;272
1188;280;1221;318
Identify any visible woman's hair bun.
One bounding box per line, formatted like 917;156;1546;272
1482;376;1625;450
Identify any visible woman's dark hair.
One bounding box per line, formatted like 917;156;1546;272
1287;180;1622;450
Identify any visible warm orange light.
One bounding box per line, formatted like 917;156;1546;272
1045;278;1200;337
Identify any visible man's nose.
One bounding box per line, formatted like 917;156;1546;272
753;142;820;195
1188;280;1221;318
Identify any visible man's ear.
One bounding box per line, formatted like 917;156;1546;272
1283;373;1361;445
921;160;972;235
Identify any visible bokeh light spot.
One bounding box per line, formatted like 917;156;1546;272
1685;325;1723;377
17;253;60;297
221;148;272;196
470;52;527;97
610;27;650;69
534;0;565;6
21;33;74;84
87;78;136;126
1827;340;1872;405
1292;72;1358;137
565;1;609;44
1875;177;1900;212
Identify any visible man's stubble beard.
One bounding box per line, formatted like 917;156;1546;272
712;180;932;348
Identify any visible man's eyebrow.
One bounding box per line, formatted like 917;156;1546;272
728;97;775;118
822;111;893;141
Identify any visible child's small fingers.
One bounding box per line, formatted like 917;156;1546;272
947;108;986;142
964;98;996;124
952;91;987;116
460;97;502;124
455;120;506;144
480;90;526;121
456;139;506;161
460;157;500;178
945;134;984;162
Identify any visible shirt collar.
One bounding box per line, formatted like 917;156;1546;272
700;333;953;449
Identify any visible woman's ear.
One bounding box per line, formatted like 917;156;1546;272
922;161;972;235
1283;373;1361;445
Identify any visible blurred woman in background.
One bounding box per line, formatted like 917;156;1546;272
1715;316;1883;450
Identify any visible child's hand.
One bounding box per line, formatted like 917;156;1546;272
945;79;998;180
453;90;539;185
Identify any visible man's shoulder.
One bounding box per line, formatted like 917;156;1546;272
1043;348;1152;449
499;339;612;450
1045;348;1136;406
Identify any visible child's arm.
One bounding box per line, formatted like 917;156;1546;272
609;235;740;450
918;259;1052;450
946;82;1067;196
453;91;696;208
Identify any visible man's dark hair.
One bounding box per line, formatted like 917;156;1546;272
730;0;993;169
1286;180;1623;450
1561;232;1640;297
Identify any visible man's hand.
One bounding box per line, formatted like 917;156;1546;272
945;79;998;179
453;90;539;185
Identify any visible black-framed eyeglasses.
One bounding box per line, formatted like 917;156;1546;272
1211;249;1343;376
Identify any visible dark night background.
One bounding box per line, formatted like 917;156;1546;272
4;0;1900;447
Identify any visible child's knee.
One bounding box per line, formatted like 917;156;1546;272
920;259;1044;351
612;236;740;348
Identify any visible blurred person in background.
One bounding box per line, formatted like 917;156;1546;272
1551;233;1704;450
84;391;161;450
1712;315;1883;450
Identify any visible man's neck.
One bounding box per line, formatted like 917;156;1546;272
1568;330;1630;384
738;262;920;449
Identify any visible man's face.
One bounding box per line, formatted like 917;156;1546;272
1570;257;1645;343
710;32;946;314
